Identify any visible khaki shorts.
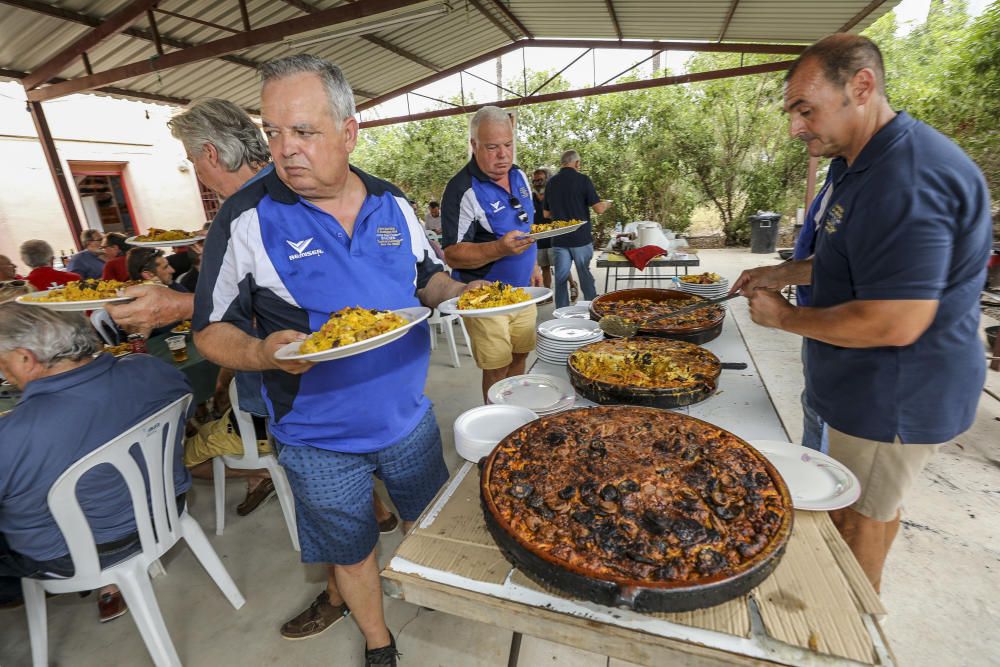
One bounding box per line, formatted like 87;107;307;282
462;304;537;370
827;426;940;521
184;409;271;467
536;247;553;268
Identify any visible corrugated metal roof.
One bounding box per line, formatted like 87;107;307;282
0;0;900;112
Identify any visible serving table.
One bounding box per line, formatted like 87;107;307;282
598;251;701;292
380;314;894;666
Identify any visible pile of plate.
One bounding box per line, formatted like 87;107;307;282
487;374;576;416
535;318;603;365
552;300;592;319
674;275;730;300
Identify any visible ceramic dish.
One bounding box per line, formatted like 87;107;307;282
487;373;575;414
748;440;861;511
274;307;430;362
439;287;551;318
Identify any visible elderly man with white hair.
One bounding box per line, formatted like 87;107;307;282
440;106;543;400
20;239;80;292
0;303;192;621
192;55;481;666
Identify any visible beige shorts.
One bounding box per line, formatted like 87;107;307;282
827;426;941;521
536;247;553;268
184;409;271;468
462;304;537;370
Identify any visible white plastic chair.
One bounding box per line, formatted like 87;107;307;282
20;395;245;667
427;309;472;368
90;309;120;345
212;380;299;551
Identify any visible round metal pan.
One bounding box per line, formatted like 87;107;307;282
589;288;726;344
566;338;721;409
480;406;794;613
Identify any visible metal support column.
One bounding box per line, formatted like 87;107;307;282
28;101;83;249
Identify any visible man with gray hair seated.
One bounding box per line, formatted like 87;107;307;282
0;303;192;621
20;239;80;292
67;229;106;280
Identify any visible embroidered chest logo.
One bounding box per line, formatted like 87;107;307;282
489;200;506;213
519;185;530;200
376;226;403;247
823;204;845;235
286;237;325;260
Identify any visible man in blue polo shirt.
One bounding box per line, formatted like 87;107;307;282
193;56;478;666
543;150;610;308
732;34;991;593
441;106;543;401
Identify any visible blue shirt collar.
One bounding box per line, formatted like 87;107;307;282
20;353;113;401
844;111;914;175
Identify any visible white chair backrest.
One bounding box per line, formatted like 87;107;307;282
46;394;192;579
90;310;119;346
228;379;265;466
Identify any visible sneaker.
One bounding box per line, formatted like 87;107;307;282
280;591;350;640
378;512;399;535
98;591;128;623
365;633;400;666
569;282;579;302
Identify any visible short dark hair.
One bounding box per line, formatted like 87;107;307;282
786;33;885;94
126;247;163;281
429;201;440;208
103;232;130;253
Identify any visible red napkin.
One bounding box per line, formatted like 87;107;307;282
623;245;667;270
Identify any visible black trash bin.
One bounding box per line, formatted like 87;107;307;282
749;211;782;254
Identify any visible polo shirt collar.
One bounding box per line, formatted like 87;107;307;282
466;158;522;185
21;353;112;401
263;164;383;205
846;111;914;174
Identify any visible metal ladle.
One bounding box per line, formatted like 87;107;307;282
598;293;740;338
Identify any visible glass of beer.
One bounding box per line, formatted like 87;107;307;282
165;335;188;363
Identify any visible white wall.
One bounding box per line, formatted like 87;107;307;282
0;81;204;262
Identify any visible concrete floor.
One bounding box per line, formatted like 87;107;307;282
1;248;997;666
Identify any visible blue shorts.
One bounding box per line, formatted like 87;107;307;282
276;407;449;565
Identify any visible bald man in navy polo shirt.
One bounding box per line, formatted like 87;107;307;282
732;34;991;593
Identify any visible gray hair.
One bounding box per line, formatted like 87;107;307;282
469;106;512;142
560;150;580;166
259;54;355;124
168;98;270;172
0;303;100;365
79;229;102;245
20;239;54;269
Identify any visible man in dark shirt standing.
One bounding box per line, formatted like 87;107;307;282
544;150;610;308
732;34;991;593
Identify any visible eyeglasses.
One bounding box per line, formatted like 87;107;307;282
0;280;26;287
508;197;529;224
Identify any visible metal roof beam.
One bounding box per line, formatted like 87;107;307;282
0;0;262;71
484;0;532;39
357;38;806;111
840;0;889;32
22;0;159;90
26;0;429;103
467;0;518;41
718;0;740;42
0;67;197;110
359;59;797;128
604;0;623;41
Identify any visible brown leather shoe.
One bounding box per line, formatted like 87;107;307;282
237;478;275;516
280;591;350;640
98;591;128;623
378;512;399;535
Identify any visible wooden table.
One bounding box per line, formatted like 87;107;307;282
380;317;894;666
598;251;701;292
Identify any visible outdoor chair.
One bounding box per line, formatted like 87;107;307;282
20;394;245;667
428;309;472;368
212;380;299;551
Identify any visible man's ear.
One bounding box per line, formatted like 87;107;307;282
342;116;359;153
850;67;879;107
203;142;220;167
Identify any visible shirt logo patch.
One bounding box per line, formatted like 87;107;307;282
490;200;506;213
519;186;530;199
376;226;403;247
823;204;845;235
286;237;325;260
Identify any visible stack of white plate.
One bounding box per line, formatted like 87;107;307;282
487;374;576;416
552;301;592;319
674;276;730;300
535;318;603;365
454;404;537;462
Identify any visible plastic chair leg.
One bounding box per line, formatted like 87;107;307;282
458;318;473;357
445;318;460;368
179;513;246;610
265;460;301;551
115;567;182;667
212;457;226;536
149;559;166;578
21;578;48;667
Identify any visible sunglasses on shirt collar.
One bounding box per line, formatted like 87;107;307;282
508;196;529;224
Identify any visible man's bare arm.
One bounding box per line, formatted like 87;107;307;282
105;285;193;335
194;322;313;375
416;272;485;308
730;258;813;295
443;230;533;270
591;200;611;215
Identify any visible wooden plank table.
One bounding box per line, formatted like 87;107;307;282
597;251;701;292
381;316;894;666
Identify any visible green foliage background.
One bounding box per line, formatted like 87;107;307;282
354;0;998;245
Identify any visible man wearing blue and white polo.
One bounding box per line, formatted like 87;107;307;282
441;106;543;401
193;55;478;667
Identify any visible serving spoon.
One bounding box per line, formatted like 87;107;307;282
598;293;740;338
